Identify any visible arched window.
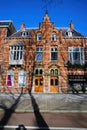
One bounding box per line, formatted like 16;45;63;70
35;68;43;75
35;69;38;75
40;69;43;75
50;69;54;75
55;69;58;75
18;70;26;87
6;70;14;86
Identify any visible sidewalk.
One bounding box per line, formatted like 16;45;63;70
0;92;87;113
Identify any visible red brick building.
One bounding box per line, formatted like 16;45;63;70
0;12;87;93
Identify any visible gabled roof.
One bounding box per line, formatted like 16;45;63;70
0;20;12;27
9;28;37;38
61;28;84;37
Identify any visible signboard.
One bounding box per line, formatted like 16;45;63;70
68;75;87;83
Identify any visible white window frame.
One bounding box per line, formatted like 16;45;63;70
18;70;26;87
68;31;72;37
68;47;85;65
51;47;58;61
35;47;43;62
37;33;42;41
9;45;24;65
6;69;14;87
21;31;28;37
51;33;56;41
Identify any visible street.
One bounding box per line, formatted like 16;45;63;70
0;112;87;130
0;93;87;129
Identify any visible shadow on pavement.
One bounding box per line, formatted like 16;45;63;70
29;92;50;130
0;90;23;130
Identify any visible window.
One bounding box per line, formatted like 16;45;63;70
68;31;72;37
50;69;58;76
68;47;85;65
52;33;56;41
37;33;42;41
6;70;14;86
50;69;54;75
35;47;43;62
35;68;43;75
9;43;24;65
18;70;26;87
51;47;58;61
21;31;28;37
50;79;58;86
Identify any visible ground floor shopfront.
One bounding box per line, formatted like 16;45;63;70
68;75;87;93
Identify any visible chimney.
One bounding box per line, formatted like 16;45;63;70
70;20;74;30
20;23;25;31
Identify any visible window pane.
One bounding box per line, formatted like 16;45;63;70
40;69;43;75
37;34;42;41
35;69;38;75
55;69;58;75
55;79;58;85
50;69;54;75
18;70;26;87
51;52;57;61
6;70;14;86
68;47;85;65
35;47;43;62
35;79;38;85
40;79;43;85
7;75;12;86
50;79;53;85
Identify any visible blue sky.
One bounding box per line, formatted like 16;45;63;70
0;0;87;36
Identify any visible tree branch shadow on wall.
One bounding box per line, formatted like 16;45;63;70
0;90;23;130
29;92;50;130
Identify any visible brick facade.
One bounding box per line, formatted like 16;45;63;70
0;13;87;93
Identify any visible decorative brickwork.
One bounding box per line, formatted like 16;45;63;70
0;13;87;93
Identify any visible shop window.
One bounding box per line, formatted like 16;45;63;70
68;47;85;65
18;70;26;87
6;70;14;86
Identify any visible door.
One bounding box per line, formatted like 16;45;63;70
34;76;43;92
50;77;59;92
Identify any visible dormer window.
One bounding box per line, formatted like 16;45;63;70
68;31;72;37
52;33;56;41
66;28;73;37
37;33;42;41
21;31;28;37
9;43;24;65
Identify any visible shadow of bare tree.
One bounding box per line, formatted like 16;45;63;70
29;92;50;130
0;90;23;130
